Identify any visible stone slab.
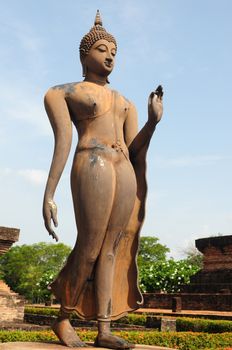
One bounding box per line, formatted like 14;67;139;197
0;342;175;350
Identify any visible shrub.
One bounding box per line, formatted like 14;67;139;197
139;259;200;293
24;307;232;334
176;317;232;333
24;307;146;325
25;306;59;317
0;330;232;349
116;314;147;326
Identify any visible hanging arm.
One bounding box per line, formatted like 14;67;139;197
42;88;72;241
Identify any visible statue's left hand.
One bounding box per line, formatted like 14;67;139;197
43;198;59;242
148;85;164;125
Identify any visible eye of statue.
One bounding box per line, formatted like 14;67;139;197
111;50;116;57
96;45;107;52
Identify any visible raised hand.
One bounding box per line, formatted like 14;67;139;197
148;85;164;125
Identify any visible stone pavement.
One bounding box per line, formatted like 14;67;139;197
0;342;176;350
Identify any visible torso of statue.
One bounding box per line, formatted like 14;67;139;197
53;81;131;161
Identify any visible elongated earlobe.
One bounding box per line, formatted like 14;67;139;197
82;64;87;77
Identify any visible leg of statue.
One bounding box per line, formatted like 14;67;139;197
52;309;87;347
94;241;135;350
52;154;117;346
94;160;137;349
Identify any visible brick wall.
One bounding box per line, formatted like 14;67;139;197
0;291;24;322
143;292;232;311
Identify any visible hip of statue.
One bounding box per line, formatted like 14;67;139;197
72;142;136;187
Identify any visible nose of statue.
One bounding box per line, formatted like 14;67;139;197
105;57;113;63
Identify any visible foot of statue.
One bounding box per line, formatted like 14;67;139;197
95;333;135;349
52;317;87;348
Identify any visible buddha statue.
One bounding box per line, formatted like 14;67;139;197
43;10;163;349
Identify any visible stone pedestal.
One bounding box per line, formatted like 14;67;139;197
0;226;25;323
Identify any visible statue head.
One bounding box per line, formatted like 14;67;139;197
79;11;117;80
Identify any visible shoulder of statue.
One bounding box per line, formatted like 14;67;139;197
111;89;133;107
50;82;81;95
44;82;82;105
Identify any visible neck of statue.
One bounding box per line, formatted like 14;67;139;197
84;72;108;86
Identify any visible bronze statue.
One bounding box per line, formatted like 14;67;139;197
43;11;163;349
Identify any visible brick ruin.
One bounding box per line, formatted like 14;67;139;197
182;235;232;294
0;226;25;323
143;235;232;311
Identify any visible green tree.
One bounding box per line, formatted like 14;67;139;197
138;236;169;266
0;242;71;302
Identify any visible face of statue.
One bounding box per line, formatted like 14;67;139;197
83;39;116;78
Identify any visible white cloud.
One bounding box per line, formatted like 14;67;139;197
226;212;232;222
119;2;145;22
0;83;51;135
2;18;43;55
154;154;231;168
16;30;42;54
17;169;47;185
0;167;47;186
0;17;50;136
0;168;12;176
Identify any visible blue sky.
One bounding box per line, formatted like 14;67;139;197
0;0;232;259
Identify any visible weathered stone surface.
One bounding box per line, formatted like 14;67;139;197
146;316;176;331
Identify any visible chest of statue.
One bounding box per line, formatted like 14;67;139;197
66;82;130;123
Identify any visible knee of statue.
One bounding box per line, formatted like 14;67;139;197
106;252;115;263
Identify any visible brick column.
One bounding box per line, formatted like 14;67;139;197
0;226;25;323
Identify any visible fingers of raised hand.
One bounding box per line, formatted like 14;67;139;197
154;85;164;100
148;92;157;109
